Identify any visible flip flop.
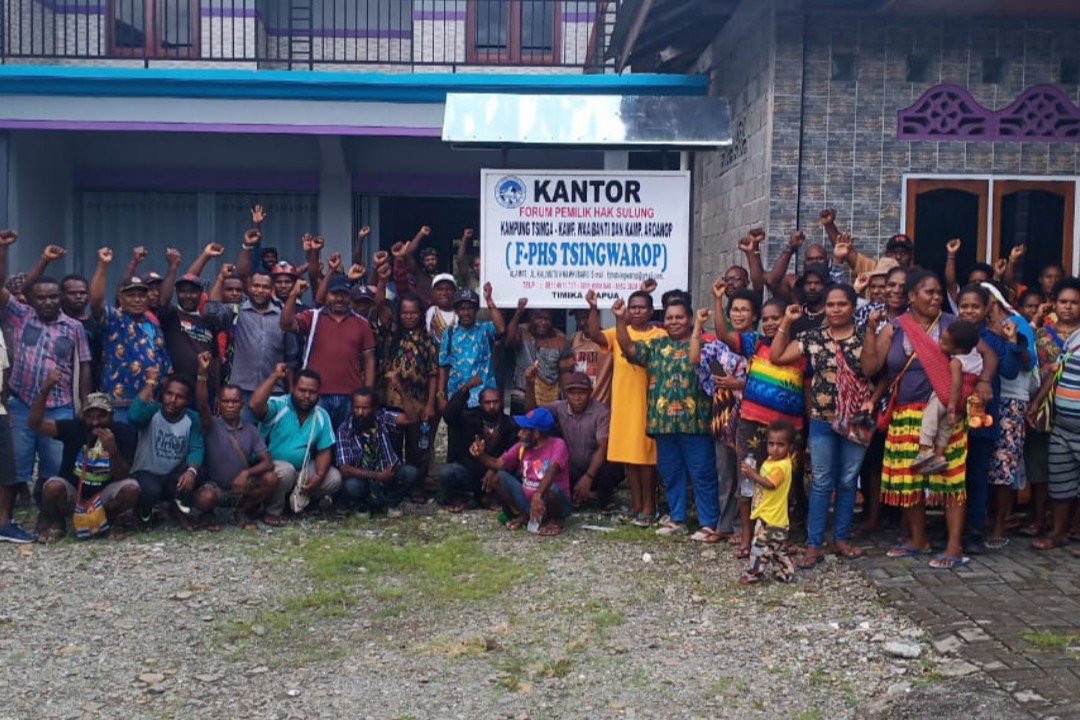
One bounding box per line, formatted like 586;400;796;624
886;543;933;558
834;543;865;560
690;527;723;544
929;553;970;570
983;536;1010;550
1017;523;1044;537
796;551;824;570
536;523;563;537
261;514;286;527
1032;536;1068;550
735;545;751;559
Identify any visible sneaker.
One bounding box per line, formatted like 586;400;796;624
387;506;404;518
0;520;35;544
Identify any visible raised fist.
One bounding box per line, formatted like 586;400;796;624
243;229;261;247
946;238;961;255
97;247;114;264
0;230;17;246
43;245;66;261
203;243;225;257
819;209;836;227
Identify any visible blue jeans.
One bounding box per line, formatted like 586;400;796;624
9;397;72;486
654;433;718;528
965;436;995;540
339;465;420;511
319;394;352;433
807;419;868;548
496;470;572;519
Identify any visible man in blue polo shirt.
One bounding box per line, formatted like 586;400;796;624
249;363;340;524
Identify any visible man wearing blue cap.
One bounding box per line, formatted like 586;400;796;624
469;406;572;536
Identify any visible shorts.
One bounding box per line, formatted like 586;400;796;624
0;418;19;486
1048;424;1080;501
48;477;139;509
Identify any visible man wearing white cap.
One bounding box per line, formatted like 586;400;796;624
426;273;458;345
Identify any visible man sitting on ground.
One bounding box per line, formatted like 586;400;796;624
524;369;618;508
30;370;139;542
469;407;572;536
192;352;276;530
437;377;517;513
127;369;204;527
249;364;341;524
336;378;421;518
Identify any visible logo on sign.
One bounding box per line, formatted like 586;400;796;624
495;176;526;209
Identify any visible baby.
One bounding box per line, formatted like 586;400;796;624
911;320;983;475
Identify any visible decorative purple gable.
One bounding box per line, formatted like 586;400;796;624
897;83;1080;142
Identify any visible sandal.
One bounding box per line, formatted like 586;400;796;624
929;553;970;570
1032;536;1068;550
261;514;286;527
833;543;865;560
655;521;688;537
886;543;933;559
1017;523;1045;538
735;545;751;559
690;527;723;544
505;516;527;531
38;527;65;544
536;523;563;537
446;501;468;514
796;550;824;569
631;513;659;528
983;536;1010;550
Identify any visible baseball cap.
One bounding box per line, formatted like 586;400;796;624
885;234;914;252
868;257;900;277
271;261;298;278
513;407;556;433
801;262;830;283
175;273;203;289
431;273;457;289
326;274;350;293
144;271;164;285
563;372;593;392
420;247;439;259
350;285;376;301
119;276;149;293
82;392;113;414
453;288;481;307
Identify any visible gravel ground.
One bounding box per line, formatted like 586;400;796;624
0;505;966;720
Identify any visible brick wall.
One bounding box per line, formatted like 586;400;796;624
691;0;778;300
778;14;1080;261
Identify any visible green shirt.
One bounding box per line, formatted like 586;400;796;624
631;336;712;436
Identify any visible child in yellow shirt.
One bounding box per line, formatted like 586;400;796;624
738;420;796;584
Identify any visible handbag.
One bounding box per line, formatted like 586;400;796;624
72;451;109;539
830;331;875;446
1032;326;1080;433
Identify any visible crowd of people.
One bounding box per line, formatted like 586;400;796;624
0;205;1077;583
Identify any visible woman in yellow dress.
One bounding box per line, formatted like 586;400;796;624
586;289;665;525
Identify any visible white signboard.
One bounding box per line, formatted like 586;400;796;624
480;169;690;309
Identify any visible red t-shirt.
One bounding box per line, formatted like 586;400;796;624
296;309;375;395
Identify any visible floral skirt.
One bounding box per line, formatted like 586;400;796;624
990;398;1028;489
881;402;968;508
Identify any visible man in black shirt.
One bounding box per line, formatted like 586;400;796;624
157;269;223;397
437;376;517;512
30;371;139;542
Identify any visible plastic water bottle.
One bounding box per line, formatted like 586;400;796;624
418;421;430;450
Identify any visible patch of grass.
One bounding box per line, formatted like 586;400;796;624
494;653;576;692
1021;630;1079;651
423;633;496;659
807;669;832;685
794;709;824;720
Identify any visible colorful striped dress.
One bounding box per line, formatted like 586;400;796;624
879;313;968;507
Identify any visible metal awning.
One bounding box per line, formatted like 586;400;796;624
442;93;731;149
